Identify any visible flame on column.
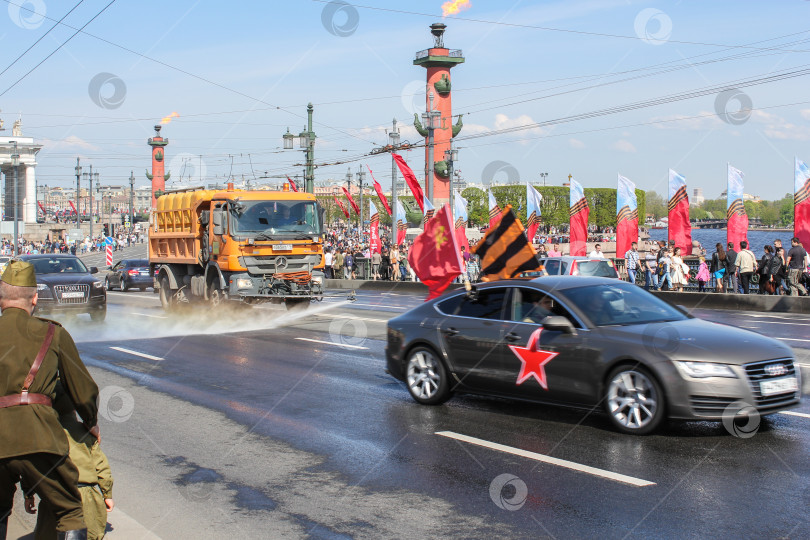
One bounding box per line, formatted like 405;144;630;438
441;0;471;17
161;112;180;124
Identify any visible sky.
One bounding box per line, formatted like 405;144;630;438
3;0;810;201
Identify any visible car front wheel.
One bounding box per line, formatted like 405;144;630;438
604;365;665;435
405;347;451;405
120;278;128;292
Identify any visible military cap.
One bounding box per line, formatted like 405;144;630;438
1;260;37;287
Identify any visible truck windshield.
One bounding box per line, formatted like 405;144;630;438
230;200;321;236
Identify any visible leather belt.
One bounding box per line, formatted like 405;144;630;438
0;324;55;409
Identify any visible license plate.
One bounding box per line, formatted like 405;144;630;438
139;271;149;275
760;377;798;396
61;291;84;298
273;244;293;251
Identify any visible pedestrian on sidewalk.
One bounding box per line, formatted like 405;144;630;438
772;246;786;294
757;245;775;295
659;249;673;291
333;249;344;281
26;383;115;540
644;247;659;290
736;241;757;294
696;256;710;292
588;244;605;258
786;237;808;296
624;242;639;285
0;261;100;540
725;242;738;294
671;247;688;292
323;248;334;279
710;243;727;293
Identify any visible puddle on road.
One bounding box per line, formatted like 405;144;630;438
56;300;350;344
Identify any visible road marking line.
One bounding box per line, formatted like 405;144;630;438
778;338;810;343
294;337;368;350
797;363;810;368
436;431;655;487
132;312;167;319
314;313;388;323
779;411;810;419
110;347;163;361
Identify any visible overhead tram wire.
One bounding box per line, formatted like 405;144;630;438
317;1;810;54
0;0;377;146
0;0;86;78
0;0;118;97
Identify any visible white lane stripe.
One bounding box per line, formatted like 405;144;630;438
350;302;408;310
796;363;810;368
436;431;655;487
778;338;810;343
294;337;368;350
779;411;810;419
110;347;163;361
314;313;388;323
132;312;168;319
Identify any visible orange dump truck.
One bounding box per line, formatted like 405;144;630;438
149;184;325;309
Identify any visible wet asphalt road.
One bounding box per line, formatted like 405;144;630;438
39;285;810;539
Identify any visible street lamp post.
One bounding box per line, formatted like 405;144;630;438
357;166;366;231
540;172;548;186
444;146;458;207
282;104;316;194
74;158;81;229
11;142;19;256
345;168;354;227
129;171;135;232
388;118;400;217
421;92;441;204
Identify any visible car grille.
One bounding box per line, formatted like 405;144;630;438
743;358;799;408
54;284;89;304
689;396;738;416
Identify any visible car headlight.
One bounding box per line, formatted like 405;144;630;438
674;361;737;378
36;283;48;291
311;275;323;285
93;281;104;289
236;278;252;289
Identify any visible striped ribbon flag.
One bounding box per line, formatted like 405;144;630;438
472;205;542;282
422;195;435;226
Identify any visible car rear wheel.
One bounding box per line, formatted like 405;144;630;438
604;365;665;435
405;347;451;405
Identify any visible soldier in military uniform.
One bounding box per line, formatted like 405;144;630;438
0;261;99;540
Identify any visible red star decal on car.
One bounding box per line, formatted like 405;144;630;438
508;328;559;390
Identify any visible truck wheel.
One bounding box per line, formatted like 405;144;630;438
208;281;225;306
159;276;176;311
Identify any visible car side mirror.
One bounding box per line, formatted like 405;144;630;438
90;267;99;274
212;208;225;236
542;316;576;335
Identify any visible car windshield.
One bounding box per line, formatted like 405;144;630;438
230;200;321;236
561;283;687;326
129;260;149;267
30;257;88;274
573;260;618;278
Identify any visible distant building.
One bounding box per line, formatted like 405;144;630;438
691;187;704;206
719;189;761;203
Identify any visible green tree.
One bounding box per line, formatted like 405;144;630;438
646;191;666;220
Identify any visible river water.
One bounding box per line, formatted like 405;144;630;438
646;228;794;257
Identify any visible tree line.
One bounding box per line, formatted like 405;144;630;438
645;191;795;227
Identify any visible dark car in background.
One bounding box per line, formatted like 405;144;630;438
386;277;801;434
105;259;151;291
19;254;106;322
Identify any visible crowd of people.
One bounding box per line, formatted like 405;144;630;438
1;231;145;257
624;237;810;296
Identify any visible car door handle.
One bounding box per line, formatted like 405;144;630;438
505;332;521;342
444;327;459;336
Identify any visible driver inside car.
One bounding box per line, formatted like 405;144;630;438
521;294;556;324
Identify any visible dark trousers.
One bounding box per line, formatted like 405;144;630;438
0;453;84;532
739;272;753;294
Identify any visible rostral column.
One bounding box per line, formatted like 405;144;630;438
146;125;170;207
413;23;464;206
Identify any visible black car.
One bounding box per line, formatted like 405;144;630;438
105;259;151;291
20;254;107;322
386;277;801;434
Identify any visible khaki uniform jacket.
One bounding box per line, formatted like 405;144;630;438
0;307;98;459
61;415;113;497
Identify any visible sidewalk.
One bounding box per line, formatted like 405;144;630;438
7;490;161;539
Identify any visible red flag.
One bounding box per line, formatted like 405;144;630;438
408;203;463;301
334;195;350;219
286;175;299;192
369;202;381;254
367;165;392;215
668;169;693;255
795;158;810;248
569;180;589;256
393;154;425;213
342;186;360;215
